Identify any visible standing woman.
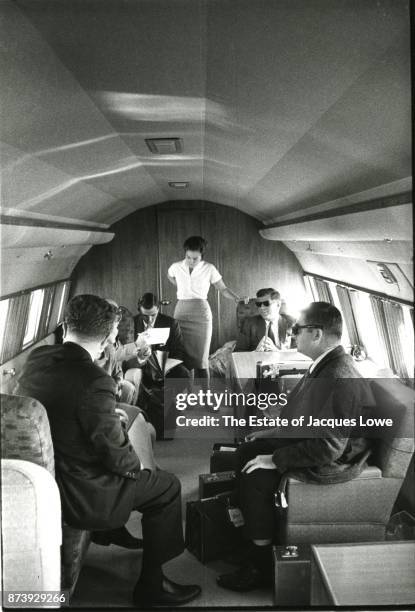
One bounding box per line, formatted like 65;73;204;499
167;236;242;383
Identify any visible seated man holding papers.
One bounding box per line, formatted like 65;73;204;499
125;292;191;437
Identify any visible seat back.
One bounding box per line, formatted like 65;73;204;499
2;459;61;593
370;379;414;478
1;393;55;475
236;299;257;331
0;392;90;598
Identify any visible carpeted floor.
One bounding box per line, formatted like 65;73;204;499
71;437;274;608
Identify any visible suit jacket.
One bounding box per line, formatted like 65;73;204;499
235;313;295;351
132;312;190;368
16;342;141;529
271;345;374;484
96;343;123;387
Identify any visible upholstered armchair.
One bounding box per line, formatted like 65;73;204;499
0;393;90;597
276;379;414;544
2;459;61;593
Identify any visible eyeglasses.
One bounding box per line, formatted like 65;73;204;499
291;324;324;336
255;300;272;308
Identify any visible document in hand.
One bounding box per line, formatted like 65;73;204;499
139;327;170;345
154;350;182;375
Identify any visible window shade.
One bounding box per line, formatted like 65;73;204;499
336;286;360;346
314;279;333;303
1;293;31;363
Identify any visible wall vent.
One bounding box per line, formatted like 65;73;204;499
168;181;189;189
145;137;183;154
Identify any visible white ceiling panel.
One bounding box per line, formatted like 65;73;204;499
0;0;411;228
260;204;412;242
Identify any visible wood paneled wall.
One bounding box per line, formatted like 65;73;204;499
71;201;306;350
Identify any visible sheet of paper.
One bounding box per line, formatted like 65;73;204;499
165;358;183;374
138;327;170;345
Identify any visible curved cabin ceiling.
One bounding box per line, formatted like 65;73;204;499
0;0;411;229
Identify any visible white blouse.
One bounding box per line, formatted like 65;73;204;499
168;259;222;299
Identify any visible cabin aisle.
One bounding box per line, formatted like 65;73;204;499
71;438;273;607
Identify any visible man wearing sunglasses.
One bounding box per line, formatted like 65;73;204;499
235;288;295;351
218;302;373;593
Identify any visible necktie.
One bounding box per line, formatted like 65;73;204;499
268;321;276;346
143;317;154;330
264;320;270;340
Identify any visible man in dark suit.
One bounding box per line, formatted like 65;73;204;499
218;302;373;592
127;292;190;437
133;292;190;366
235;288;295;351
17;294;200;607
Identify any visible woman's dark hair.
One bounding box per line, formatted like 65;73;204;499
183;236;207;255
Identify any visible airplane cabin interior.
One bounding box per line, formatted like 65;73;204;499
0;0;413;609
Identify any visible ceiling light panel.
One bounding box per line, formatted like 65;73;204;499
145;138;183;155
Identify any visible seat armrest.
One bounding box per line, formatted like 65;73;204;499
2;459;61;593
286;464;382;488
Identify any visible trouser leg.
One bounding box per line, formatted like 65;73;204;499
236;440;282;541
125;367;143;405
164;364;190;434
119;379;136;404
118;404;157;470
132;469;184;565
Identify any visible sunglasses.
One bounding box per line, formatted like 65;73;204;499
255;300;273;308
292;324;324;336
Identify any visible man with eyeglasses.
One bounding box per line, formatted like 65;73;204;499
218;302;373;593
235;288;295;351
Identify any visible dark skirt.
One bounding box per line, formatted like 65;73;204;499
174;299;212;369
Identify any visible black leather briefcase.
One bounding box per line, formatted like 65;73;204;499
209;442;239;473
273;545;311;605
199;471;236;499
185;492;242;563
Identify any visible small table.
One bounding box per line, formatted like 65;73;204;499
230;350;311;392
230;350;311;422
311;541;415;606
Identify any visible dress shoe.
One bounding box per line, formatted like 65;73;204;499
217;563;272;592
91;526;143;549
133;576;201;607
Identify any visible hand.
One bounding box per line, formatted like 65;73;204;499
241;454;277;473
256;335;278;351
262;337;278;352
235;295;249;305
255;336;265;351
115;407;129;425
115;381;123;400
135;334;151;361
136;347;151;362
